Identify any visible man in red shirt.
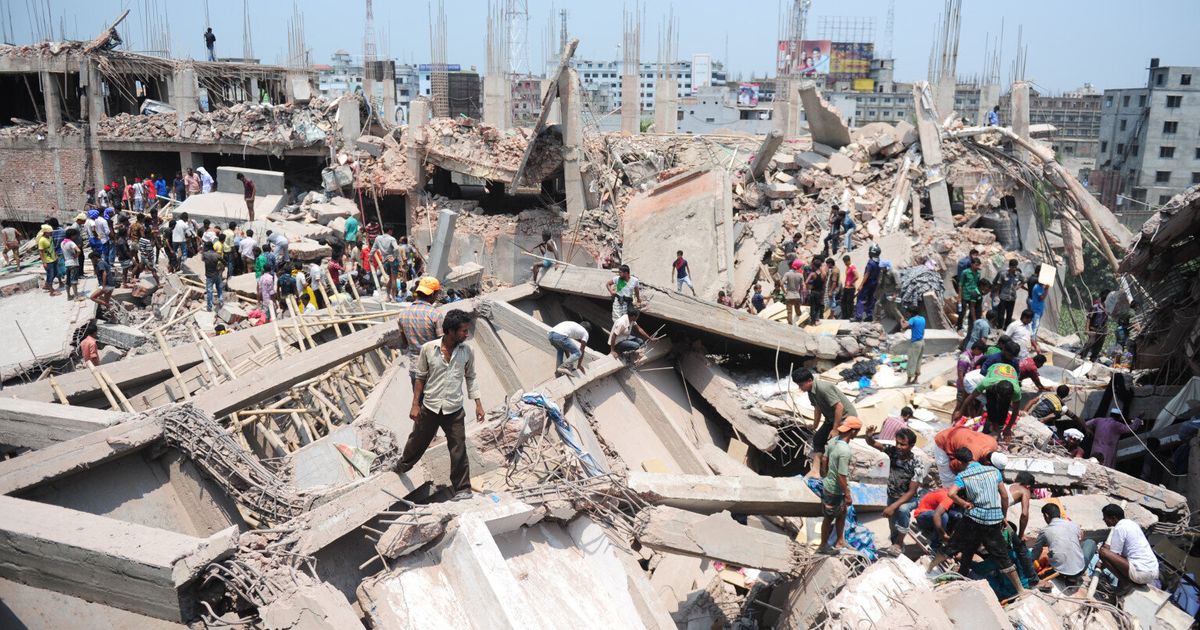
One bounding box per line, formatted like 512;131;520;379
840;255;857;320
80;333;100;366
913;487;962;551
237;173;256;222
1018;354;1049;392
933;426;997;487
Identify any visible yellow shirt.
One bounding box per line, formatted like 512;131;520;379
37;236;56;264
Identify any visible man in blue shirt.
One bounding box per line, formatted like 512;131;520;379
1028;281;1047;335
987;105;1000;126
901;309;926;384
854;245;882;322
927;448;1024;595
672;250;695;296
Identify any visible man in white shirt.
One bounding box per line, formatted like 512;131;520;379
238;228;258;272
608;308;656;358
172;212;194;262
267;230;291;264
548;320;591;375
1004;309;1039;358
1099;503;1158;587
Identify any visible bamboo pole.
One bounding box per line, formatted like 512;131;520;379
84;360;120;410
154;330;191;400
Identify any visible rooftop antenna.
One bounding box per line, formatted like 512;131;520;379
883;0;895;58
505;0;528;76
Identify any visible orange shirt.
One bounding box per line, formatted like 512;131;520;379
81;336;99;365
913;488;953;517
934;427;997;472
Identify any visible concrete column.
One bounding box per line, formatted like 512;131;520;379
381;77;396;125
559;68;588;223
749;130;784;180
40;72;62;134
426;208;457;280
171;67;199;125
540;78;561;125
483;74;512;130
1011;80;1031;162
620;73;639;134
977;83;1001;127
653;78;677;134
772;78;792;137
84;61;107;190
404;98;430;234
248;77;260;104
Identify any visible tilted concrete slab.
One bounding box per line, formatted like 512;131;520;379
0;495;237;621
0;576;190;630
797;83;851;149
677;352;779;452
824;557;955;629
621;169;734;300
0;415;162;495
933;579;1014;630
627;471;822;517
215;166;285;197
633;506;807;574
259;580;366;630
0;289;96;381
536;266;871;360
0;398;126;450
175;191;285;224
293;472;429;557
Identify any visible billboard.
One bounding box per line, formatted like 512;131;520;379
777;39;831;77
737;83;760;106
829;42;874;83
418;64;462;72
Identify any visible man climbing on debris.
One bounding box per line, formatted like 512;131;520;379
818;416;861;554
204;27;216;61
927;447;1024;596
671;250;695;296
782;259;805;325
1086;408;1141;469
529;230;560;285
954;362;1021;437
854;244;881;322
866;426;920;548
793;367;857;479
1098;503;1158;591
1025;384;1076;432
608;307;656;359
548;320;590;376
781;232;802;257
840;255;856;320
606;264;641;322
1031;503;1092;589
932;426;997;488
1017;354;1050;392
398;309;484;500
1;221;24;269
394;277;443;386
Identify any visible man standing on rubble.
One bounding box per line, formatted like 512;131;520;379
793;368;857;479
394;277;443;386
549;320;590;376
822;206;842;256
204;27;216;61
671;250;695;296
606;264;641;322
854;244;881;322
398;310;484;500
840;255;856;320
958;257;984;334
1082;291;1110;362
185;168;201;198
866;427;920;548
876;261;902;329
529;231;559;285
236;173;256;223
202;240;223;312
929;448;1024;595
1086;408;1141;469
372;226;401;300
954;249;979;332
782;259;805;325
899;308;926;385
992;260;1024;328
818;416;861;554
987;105;1001;126
805;254;826;325
1005;309;1040;358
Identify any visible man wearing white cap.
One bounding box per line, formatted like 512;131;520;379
1085;407;1141;469
1063;428;1085;458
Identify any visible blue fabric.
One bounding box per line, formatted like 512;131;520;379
1029;284;1046;315
519;393;604;477
804;477;878;560
907;316;926;341
548;331;581;367
751;292;766;312
954;462;1004;525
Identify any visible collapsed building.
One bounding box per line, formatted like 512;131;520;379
1;22;1200;630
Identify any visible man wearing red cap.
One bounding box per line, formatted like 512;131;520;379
819;416;861;553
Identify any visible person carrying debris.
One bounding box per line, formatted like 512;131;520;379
818;416;861;554
792;368;858;479
782;259;805;325
1031;503;1093;589
840;255;856;320
1;221;24;269
854;244;882;322
394;277;443;385
548;320;590;376
1085;408;1141;469
398;309;484;500
204;28;216;61
608;308;656;358
865;427;920;547
671;250;695;296
927;447;1025;595
530;231;560;285
606;264;641;322
1098;503;1158;591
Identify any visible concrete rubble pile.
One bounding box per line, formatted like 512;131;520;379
3;32;1200;630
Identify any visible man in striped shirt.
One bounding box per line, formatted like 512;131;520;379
393;277;443;386
927;447;1024;595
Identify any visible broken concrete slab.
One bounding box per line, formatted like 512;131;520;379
0;495;237;621
933;579;1014;630
824;557;955;629
621;169;733;301
0;398;125;450
259;580;367;630
634;506;807;574
827;152;855;177
97;322;151;350
797;83;851;149
216;166;285;197
678;352;779;453
888;328;960;356
627;471;822;517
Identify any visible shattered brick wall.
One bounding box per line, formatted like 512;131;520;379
0;138;87;223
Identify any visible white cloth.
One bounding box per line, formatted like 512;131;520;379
1108;518;1158;579
550;321;589;343
201;230;218;243
963;369;984;394
934;447;956;488
197;167;214;193
1005;321;1034;358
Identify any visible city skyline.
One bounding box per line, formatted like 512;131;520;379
3;0;1198;94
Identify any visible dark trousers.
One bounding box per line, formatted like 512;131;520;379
961;297;982;332
997;299;1016;328
396;406;469;492
1083;331;1106;362
808;291;824;324
840;287;856;320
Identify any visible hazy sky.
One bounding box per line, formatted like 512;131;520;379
6;0;1198;93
